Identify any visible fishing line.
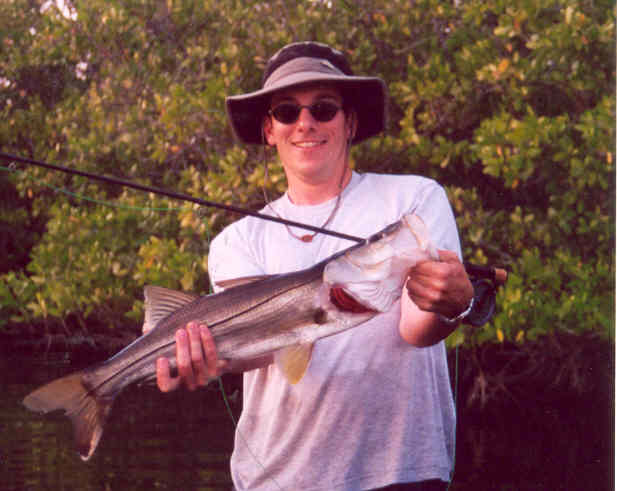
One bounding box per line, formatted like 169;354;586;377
1;152;508;284
1;164;187;213
216;377;284;491
447;344;460;490
5;151;498;487
6;158;282;488
0;152;365;244
197;206;284;491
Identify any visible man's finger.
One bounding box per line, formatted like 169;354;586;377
156;357;181;393
188;322;210;386
200;324;221;378
176;328;196;391
437;249;460;264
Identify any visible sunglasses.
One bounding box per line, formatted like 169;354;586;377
269;101;342;124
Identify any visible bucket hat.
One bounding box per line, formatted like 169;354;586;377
226;42;387;145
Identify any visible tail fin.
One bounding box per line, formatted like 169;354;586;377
23;371;113;461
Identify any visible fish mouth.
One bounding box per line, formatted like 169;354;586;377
329;287;376;314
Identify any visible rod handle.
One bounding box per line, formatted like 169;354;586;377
464;262;508;286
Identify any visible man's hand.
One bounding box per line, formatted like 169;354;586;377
399;250;474;347
156;322;228;392
405;250;474;320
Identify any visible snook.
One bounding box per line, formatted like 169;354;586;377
23;213;437;461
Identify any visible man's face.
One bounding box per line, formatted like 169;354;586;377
263;84;355;186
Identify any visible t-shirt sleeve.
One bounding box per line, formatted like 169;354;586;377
207;223;265;293
413;182;462;259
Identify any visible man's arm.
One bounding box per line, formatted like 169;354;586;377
399;250;473;347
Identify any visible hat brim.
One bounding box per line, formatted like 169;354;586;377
226;73;387;145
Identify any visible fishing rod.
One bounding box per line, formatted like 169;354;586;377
0;151;507;286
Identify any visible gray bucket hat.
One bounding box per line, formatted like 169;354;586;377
226;42;387;145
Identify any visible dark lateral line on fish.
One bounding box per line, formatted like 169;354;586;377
0;152;365;244
92;274;324;391
1;152;507;284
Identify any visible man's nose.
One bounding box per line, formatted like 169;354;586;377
296;107;317;128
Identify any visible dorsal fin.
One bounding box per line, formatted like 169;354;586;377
215;274;270;289
274;343;314;385
142;285;199;334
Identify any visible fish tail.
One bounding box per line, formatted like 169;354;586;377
23;371;113;461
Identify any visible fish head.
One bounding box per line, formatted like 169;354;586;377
323;213;438;312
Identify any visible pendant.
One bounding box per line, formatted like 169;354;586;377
300;234;314;243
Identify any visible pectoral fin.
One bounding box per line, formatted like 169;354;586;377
274;344;314;385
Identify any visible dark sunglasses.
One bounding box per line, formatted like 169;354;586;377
269;101;342;124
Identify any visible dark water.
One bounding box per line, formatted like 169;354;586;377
2;354;239;491
2;353;612;490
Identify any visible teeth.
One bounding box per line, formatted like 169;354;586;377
294;141;323;148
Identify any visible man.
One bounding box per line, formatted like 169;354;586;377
157;42;474;490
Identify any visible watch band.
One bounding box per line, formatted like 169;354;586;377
439;296;475;325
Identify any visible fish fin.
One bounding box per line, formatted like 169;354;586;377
274;343;313;385
215;275;270;289
23;371;114;461
402;214;439;259
143;285;199;333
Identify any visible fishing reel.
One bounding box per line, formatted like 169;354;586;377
462;263;508;327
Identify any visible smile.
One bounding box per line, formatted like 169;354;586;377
293;140;326;148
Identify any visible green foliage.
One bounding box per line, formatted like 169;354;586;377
0;0;613;345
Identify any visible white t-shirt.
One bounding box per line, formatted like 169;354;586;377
208;172;459;491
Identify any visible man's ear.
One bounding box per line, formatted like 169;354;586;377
262;116;274;146
346;110;357;142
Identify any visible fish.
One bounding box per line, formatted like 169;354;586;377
22;213;437;461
